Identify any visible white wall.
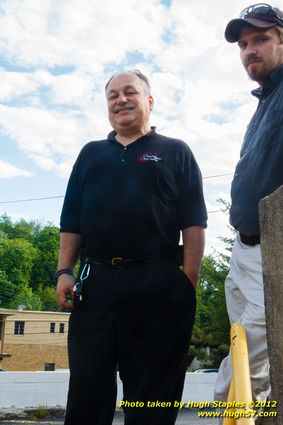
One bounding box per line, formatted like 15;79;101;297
182;372;217;403
0;371;217;410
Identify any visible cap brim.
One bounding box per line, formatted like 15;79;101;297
225;17;277;43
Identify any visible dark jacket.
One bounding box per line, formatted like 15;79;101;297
230;64;283;235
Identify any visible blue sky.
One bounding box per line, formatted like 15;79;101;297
1;0;282;253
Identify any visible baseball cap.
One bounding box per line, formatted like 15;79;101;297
225;3;283;43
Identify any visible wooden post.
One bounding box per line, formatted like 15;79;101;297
259;185;283;425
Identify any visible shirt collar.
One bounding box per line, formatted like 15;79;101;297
107;126;156;144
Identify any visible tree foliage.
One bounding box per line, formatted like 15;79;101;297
0;236;37;286
191;251;231;367
30;226;60;290
8;286;42;311
190;211;235;369
0;214;59;311
0;213;41;242
36;285;58;311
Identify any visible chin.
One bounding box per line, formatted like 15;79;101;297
248;70;268;84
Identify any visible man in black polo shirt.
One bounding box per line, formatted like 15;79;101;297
215;4;283;412
56;70;207;425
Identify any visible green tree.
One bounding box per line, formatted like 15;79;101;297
8;285;42;311
0;215;60;310
0;213;41;242
30;226;60;290
191;241;233;368
0;237;37;288
190;198;236;368
0;214;60;291
0;270;16;306
36;285;58;311
0;232;41;310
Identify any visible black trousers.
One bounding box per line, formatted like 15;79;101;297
64;261;196;425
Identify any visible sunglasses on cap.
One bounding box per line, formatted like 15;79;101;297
240;3;283;25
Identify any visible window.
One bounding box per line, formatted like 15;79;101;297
59;323;65;334
45;362;55;371
50;322;56;333
14;321;25;335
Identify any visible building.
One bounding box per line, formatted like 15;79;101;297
0;310;13;370
0;308;69;371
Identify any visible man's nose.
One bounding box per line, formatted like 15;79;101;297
245;42;257;56
117;93;127;104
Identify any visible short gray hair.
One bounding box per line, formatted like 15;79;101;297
105;69;151;94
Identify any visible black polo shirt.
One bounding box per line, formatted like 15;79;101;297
60;128;207;259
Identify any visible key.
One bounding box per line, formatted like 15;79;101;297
73;280;83;301
73;263;90;301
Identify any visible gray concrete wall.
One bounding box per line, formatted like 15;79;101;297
0;371;217;411
259;185;283;425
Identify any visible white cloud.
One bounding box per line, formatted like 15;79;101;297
0;68;39;101
0;0;169;68
0;104;88;153
28;154;56;171
0;159;33;179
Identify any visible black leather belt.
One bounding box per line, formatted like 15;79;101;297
82;255;174;269
239;233;260;246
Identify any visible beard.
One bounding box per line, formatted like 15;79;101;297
247;68;266;84
245;61;269;85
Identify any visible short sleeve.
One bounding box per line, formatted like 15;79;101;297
178;146;207;230
60;154;83;234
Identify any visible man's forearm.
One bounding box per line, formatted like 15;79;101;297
56;232;81;309
182;226;205;288
57;232;81;270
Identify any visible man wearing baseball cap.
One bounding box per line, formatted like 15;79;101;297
214;3;283;419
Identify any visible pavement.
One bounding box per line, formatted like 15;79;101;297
0;409;218;425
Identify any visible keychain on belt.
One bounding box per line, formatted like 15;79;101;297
73;263;90;301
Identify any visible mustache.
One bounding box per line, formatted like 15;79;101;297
113;105;135;114
245;54;261;66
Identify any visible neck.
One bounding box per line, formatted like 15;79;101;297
115;125;151;146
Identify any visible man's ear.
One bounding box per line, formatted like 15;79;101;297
149;96;154;111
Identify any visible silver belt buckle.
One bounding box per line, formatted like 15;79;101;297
111;257;123;266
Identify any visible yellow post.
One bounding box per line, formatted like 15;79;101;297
223;381;236;425
230;323;255;424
